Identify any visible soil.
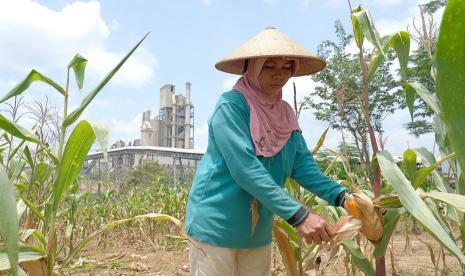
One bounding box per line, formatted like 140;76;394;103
65;232;463;276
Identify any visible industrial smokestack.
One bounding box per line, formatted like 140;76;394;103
185;82;191;104
185;82;192;148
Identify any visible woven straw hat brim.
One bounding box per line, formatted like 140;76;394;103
215;27;326;77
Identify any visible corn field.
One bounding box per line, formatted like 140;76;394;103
1;0;465;275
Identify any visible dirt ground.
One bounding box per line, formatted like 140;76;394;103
66;232;463;276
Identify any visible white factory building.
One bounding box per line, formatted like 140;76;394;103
140;82;194;149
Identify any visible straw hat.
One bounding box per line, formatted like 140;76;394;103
215;26;326;76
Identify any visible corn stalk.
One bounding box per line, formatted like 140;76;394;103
0;33;148;275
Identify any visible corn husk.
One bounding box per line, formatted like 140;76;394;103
334;216;362;240
349;193;384;243
250;199;259;236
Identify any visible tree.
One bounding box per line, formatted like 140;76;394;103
124;160;171;188
306;21;402;173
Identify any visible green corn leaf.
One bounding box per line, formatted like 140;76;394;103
366;35;397;81
413;152;455;189
413;147;448;192
389;31;410;78
377;150;465;264
367;47;384;82
0;246;45;271
405;82;440;115
0;166;19;275
351;7;383;52
68;54;88;90
31;231;47;248
18;194;45;222
51;120;95;213
403;148;417;182
19;230;45;247
2;132;11;143
423;197;452;236
436;0;465;172
0;70;65;104
30;162;54;188
274;218;299;242
91;122;109;161
342;240;375;276
7;140;25;162
45;148;59;166
373;194;403;208
427;191;465;213
369;32;410;82
7;159;26;184
22;146;34;169
373;209;403;257
404;83;416;121
285;177;300;197
62;33;149;128
351;17;364;49
458;174;465;196
446;203;461;224
432;116;448;157
0;115;39;144
351;5;364;49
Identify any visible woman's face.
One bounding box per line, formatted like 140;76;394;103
258;57;293;97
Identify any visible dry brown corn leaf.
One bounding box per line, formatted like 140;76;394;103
20;258;47;276
250;199;259;236
273;222;298;276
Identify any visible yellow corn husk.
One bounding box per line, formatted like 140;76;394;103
334;216;362;240
250;199;259;236
352;193;384;243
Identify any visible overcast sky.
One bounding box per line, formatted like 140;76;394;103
0;0;444;156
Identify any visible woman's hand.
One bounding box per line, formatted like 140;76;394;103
296;212;336;244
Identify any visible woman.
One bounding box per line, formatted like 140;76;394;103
185;26;351;275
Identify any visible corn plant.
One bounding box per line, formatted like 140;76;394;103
72;170;190;254
272;2;465;275
272;128;378;275
348;1;465;275
0;33;189;275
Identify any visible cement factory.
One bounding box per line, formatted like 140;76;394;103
84;82;203;181
140;82;194;149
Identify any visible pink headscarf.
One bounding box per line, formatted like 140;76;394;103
233;57;301;157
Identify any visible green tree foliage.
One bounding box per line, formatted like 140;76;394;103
423;0;447;14
124;160;171;188
306;21;402;163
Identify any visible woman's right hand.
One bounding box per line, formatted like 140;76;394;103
296;212;336;244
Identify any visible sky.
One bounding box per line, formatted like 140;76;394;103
0;0;444;156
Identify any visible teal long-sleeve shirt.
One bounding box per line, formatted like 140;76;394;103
184;90;347;248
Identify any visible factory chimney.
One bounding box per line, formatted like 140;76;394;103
184;82;192;148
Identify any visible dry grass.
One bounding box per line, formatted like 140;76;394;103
64;231;463;275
